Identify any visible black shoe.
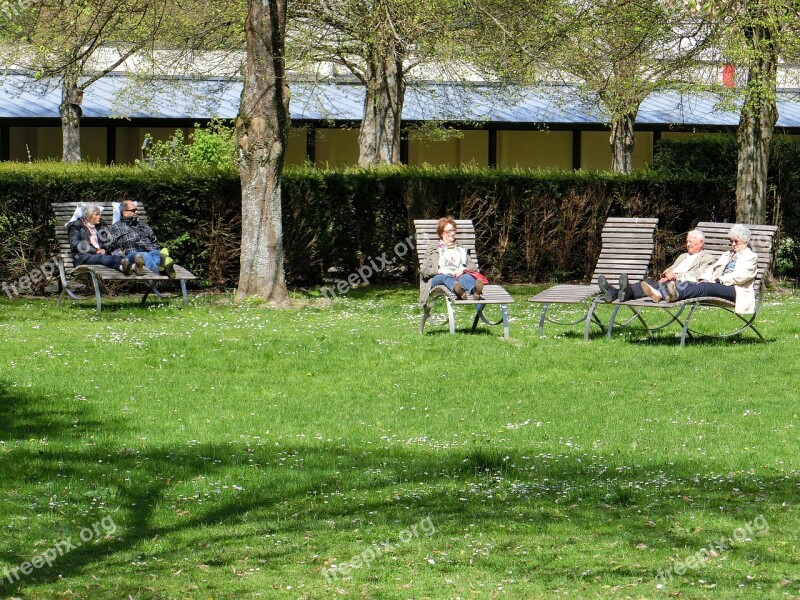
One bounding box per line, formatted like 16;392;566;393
120;258;132;276
134;254;145;276
597;275;615;303
473;279;484;300
453;281;466;300
618;273;633;301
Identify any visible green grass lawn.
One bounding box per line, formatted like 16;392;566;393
1;286;799;599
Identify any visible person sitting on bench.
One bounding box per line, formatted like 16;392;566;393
639;224;759;314
68;203;131;275
107;200;176;278
597;229;715;302
421;216;485;301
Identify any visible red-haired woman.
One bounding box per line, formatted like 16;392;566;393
420;216;484;301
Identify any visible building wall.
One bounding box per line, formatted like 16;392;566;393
408;130;489;167
9;126;62;162
0;123;685;170
285;128;308;166
580;131;654;170
315;128;359;167
497;130;573;169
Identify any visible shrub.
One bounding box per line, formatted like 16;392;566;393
142;119;237;170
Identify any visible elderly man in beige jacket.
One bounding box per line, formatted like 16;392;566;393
640;224;759;314
598;229;716;302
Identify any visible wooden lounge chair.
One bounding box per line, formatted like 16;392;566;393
604;221;778;345
414;219;514;338
52;201;196;312
527;217;659;339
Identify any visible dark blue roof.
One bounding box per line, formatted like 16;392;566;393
3;72;800;128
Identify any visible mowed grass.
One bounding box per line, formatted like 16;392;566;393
1;286;799;599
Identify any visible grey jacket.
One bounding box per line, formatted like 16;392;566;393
419;243;477;305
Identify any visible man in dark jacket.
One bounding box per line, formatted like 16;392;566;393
107;200;176;278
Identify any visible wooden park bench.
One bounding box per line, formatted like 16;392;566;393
527;217;659;339
604;221;778;346
52;201;196;312
414;219;514;338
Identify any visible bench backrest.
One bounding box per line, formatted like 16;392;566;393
696;221;778;290
52;202;152;274
590;217;659;286
413;219;480;275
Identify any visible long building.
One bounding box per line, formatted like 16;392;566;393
2;72;800;168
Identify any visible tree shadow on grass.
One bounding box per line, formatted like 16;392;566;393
1;382;797;596
624;333;773;347
423;326;499;337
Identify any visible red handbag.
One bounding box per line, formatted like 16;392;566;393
463;269;488;284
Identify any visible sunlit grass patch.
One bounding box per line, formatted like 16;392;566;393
1;287;799;598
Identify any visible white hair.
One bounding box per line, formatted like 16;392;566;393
729;224;752;242
81;203;102;220
687;229;705;242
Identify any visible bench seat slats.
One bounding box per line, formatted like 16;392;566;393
527;216;659;337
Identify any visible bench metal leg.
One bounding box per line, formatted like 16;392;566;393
420;304;430;334
584;300;607;341
610;305;656;340
680;304;699;347
446;297;456;334
56;262;67;308
180;280;189;309
607;304;622;338
537;303;549;337
471;304;510;338
90;272;103;313
56;260;89;304
57;281;67;308
471;307;481;333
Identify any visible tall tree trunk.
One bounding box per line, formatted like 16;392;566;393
357;45;405;167
609;111;636;174
235;0;289;302
60;78;83;163
736;24;778;225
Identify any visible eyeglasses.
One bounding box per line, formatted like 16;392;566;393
443;229;457;235
124;208;137;213
729;239;740;245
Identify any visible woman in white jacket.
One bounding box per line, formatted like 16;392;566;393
640;224;759;314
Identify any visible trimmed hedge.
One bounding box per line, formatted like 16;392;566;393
4;144;800;293
0;162;740;293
